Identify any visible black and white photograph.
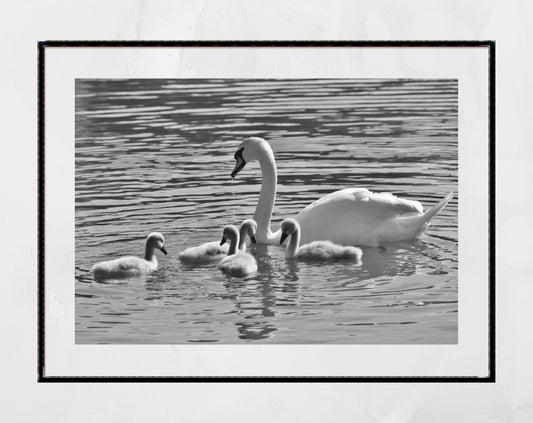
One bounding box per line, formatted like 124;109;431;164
41;44;491;380
74;78;458;345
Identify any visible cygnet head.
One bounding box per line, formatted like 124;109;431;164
240;219;257;244
147;232;167;255
280;218;299;244
220;225;240;246
231;137;271;179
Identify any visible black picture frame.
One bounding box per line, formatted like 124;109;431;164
38;40;495;383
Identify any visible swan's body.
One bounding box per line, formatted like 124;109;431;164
217;225;257;277
280;218;363;262
178;241;228;263
92;232;167;280
295;188;453;247
179;220;257;263
231;137;454;247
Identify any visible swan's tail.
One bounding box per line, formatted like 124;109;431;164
397;191;454;239
421;191;454;224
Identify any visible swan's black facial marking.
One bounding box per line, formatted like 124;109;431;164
234;147;244;161
280;232;288;244
231;147;246;179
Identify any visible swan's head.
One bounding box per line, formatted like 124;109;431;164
279;218;299;244
240;219;257;244
147;232;167;255
231;137;271;179
220;225;239;246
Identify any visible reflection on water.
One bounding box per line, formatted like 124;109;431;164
75;79;457;344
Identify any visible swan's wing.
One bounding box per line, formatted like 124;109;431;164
294;188;423;245
297;188;422;218
112;256;146;272
363;191;423;216
93;256;145;276
179;241;228;260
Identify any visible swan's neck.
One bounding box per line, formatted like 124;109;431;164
254;148;277;240
286;229;300;258
228;235;239;256
144;245;157;262
238;226;247;252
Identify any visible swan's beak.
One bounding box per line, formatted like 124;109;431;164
160;246;168;255
280;232;288;244
220;236;227;246
231;148;246;179
250;235;257;244
231;159;246;179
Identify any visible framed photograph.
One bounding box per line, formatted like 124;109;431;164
38;41;494;381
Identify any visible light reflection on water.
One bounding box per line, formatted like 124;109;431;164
75;78;457;344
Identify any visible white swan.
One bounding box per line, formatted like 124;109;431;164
231;137;454;247
92;232;167;280
217;225;258;277
237;219;258;253
280;218;363;262
178;219;257;263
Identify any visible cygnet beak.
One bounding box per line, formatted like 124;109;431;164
280;232;288;244
220;236;227;246
250;235;257;244
160;246;168;255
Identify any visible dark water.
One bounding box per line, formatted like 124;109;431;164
75;79;458;344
